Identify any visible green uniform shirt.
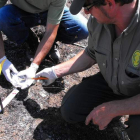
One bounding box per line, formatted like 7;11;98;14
86;0;140;96
0;0;66;24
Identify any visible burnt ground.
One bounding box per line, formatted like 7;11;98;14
0;27;129;140
0;2;129;140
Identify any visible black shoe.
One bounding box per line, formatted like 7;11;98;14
47;42;60;64
50;42;60;63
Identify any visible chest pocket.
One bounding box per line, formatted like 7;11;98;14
95;50;107;80
120;44;140;96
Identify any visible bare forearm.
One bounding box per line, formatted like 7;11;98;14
0;32;5;58
110;94;140;117
33;33;55;65
33;24;59;65
54;50;96;77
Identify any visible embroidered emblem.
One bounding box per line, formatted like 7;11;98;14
132;50;140;67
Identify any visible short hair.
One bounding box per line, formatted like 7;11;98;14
115;0;134;5
92;0;134;7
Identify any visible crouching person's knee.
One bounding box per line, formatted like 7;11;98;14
60;85;78;123
0;9;6;31
0;6;11;31
61;105;76;123
61;95;78;123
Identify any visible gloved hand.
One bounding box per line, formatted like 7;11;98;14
35;66;58;86
0;56;19;87
17;63;39;89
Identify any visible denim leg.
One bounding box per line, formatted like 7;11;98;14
56;6;88;44
0;5;88;44
0;5;44;44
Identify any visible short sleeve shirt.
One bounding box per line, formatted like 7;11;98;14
85;0;140;96
0;0;66;24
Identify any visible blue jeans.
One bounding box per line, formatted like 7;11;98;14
0;5;88;44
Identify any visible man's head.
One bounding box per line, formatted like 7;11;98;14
70;0;134;15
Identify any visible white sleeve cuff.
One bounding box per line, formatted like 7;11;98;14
0;56;7;62
52;66;58;78
30;63;39;72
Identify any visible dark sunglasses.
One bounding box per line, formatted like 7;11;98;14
83;3;95;11
83;1;102;11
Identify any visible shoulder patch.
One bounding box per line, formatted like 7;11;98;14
132;50;140;67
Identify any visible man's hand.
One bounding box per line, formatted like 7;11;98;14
85;102;116;130
35;66;58;86
0;56;19;86
17;63;39;89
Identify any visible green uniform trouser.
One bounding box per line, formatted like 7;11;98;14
61;72;140;140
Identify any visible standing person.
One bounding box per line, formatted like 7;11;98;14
0;0;88;89
35;0;140;139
